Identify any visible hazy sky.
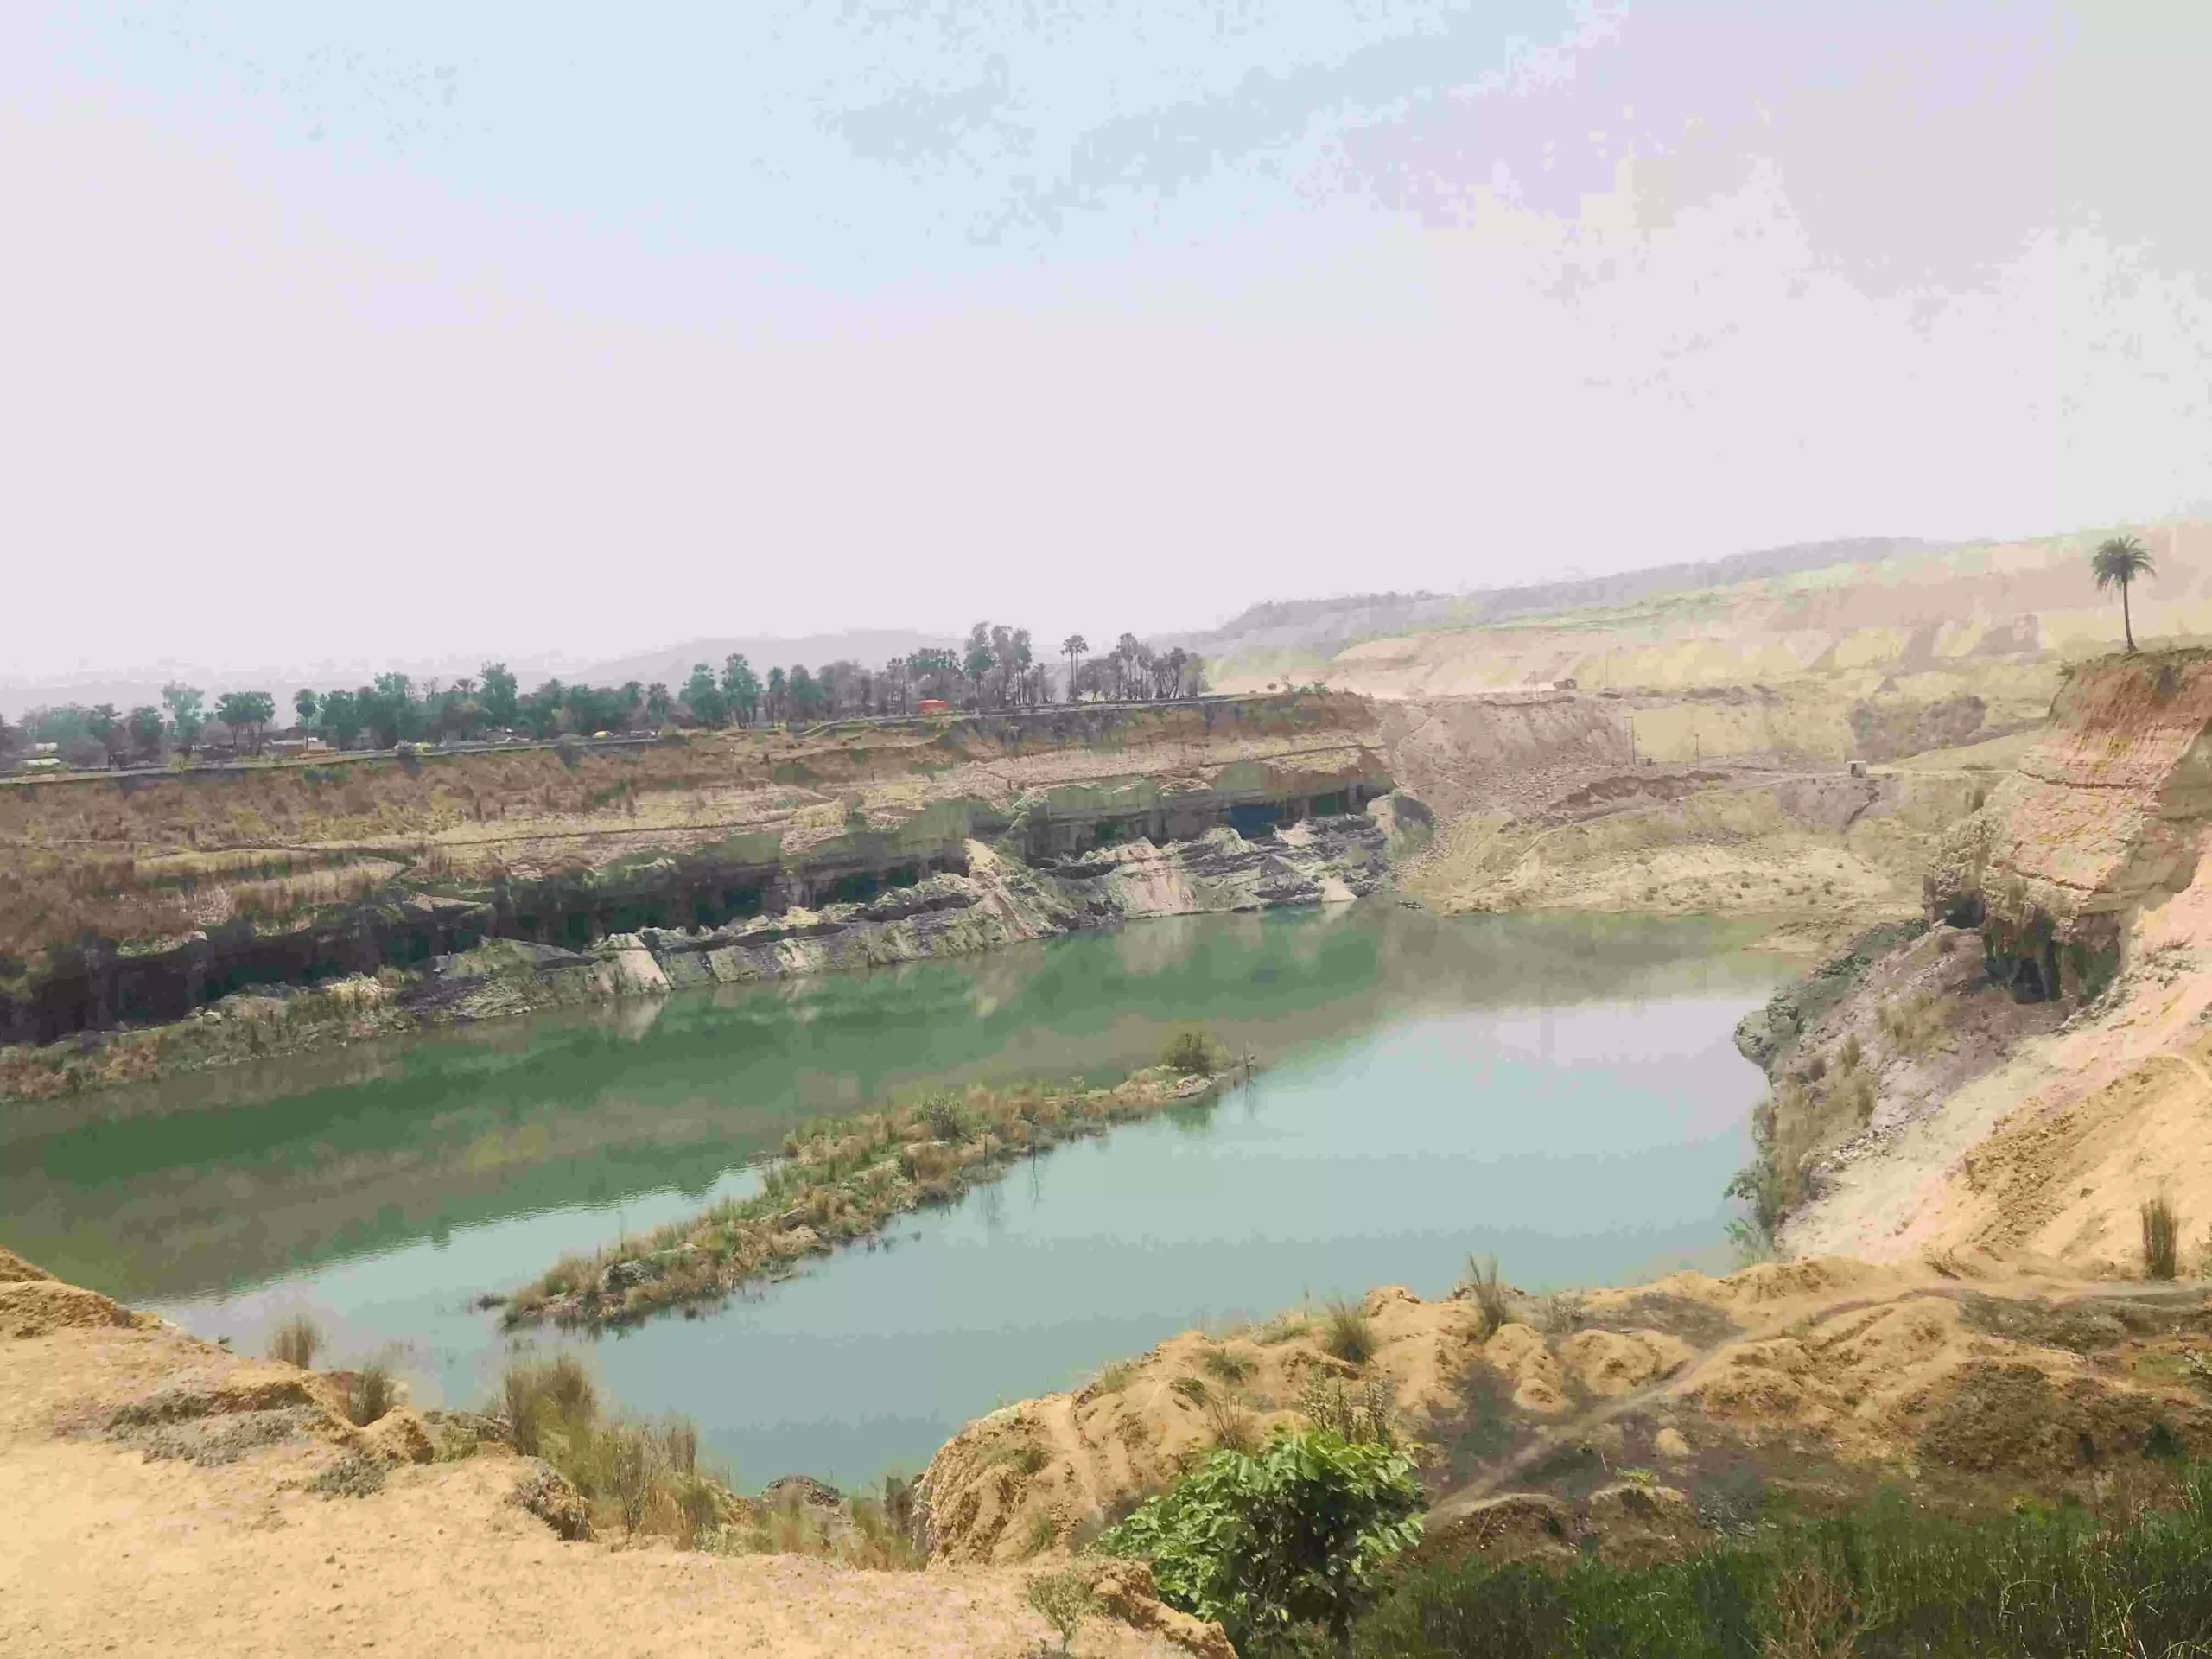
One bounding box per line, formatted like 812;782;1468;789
5;3;2209;680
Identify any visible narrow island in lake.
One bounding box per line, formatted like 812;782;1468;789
502;1031;1248;1331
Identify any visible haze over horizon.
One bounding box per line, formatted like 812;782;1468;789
6;3;2209;683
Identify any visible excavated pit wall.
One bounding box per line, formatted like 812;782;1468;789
1924;648;2212;1003
2;697;1396;1045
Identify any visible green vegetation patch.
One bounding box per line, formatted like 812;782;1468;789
504;1029;1241;1331
1102;1428;1425;1654
1352;1466;2212;1658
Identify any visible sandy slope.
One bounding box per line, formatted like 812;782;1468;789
918;1255;2212;1569
0;1267;1190;1659
1784;875;2212;1272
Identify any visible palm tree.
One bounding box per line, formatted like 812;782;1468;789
1061;635;1087;702
2091;534;2157;652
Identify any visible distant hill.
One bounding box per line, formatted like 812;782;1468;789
0;542;1945;721
1167;537;1940;664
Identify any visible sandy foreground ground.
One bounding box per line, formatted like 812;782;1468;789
0;1309;1179;1659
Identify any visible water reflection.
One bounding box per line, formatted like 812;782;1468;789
3;902;1789;1484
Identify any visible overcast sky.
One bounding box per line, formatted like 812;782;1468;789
4;3;2209;682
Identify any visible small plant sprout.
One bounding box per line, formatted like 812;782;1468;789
1026;1567;1098;1655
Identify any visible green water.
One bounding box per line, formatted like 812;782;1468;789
2;903;1789;1486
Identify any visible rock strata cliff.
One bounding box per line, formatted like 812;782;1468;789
1924;649;2212;1001
1;694;1407;1098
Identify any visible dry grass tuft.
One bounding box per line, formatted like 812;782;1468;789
1536;1290;1586;1336
266;1313;323;1370
1321;1296;1377;1369
2144;1197;2182;1281
1460;1254;1513;1338
346;1358;397;1426
1198;1344;1257;1385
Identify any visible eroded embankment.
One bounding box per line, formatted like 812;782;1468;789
915;1250;2212;1573
1;693;1403;1101
1358;679;1994;944
1733;650;2212;1273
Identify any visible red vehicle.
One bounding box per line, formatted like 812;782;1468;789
916;698;950;715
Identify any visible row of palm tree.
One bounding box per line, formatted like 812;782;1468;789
1057;633;1203;702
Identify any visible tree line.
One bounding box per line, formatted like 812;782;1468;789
0;623;1208;767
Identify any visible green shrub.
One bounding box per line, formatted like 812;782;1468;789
1027;1567;1099;1654
1101;1428;1424;1650
1352;1467;2212;1658
1162;1027;1227;1077
1725;1157;1784;1261
921;1093;969;1144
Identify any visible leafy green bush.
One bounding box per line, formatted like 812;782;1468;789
1352;1469;2212;1657
1101;1428;1424;1650
1162;1027;1227;1077
1725;1157;1784;1261
921;1092;970;1144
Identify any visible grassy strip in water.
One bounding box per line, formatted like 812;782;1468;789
502;1033;1243;1331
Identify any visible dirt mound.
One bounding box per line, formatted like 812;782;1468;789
923;1256;2212;1573
918;1285;1488;1565
0;1248;54;1283
1084;1560;1237;1659
511;1459;594;1541
1;1278;145;1338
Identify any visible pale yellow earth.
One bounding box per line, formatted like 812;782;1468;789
0;1269;1200;1659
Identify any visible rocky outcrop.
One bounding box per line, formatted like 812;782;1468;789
1925;648;2212;1001
426;810;1395;1014
1083;1560;1238;1659
1733;920;1927;1070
